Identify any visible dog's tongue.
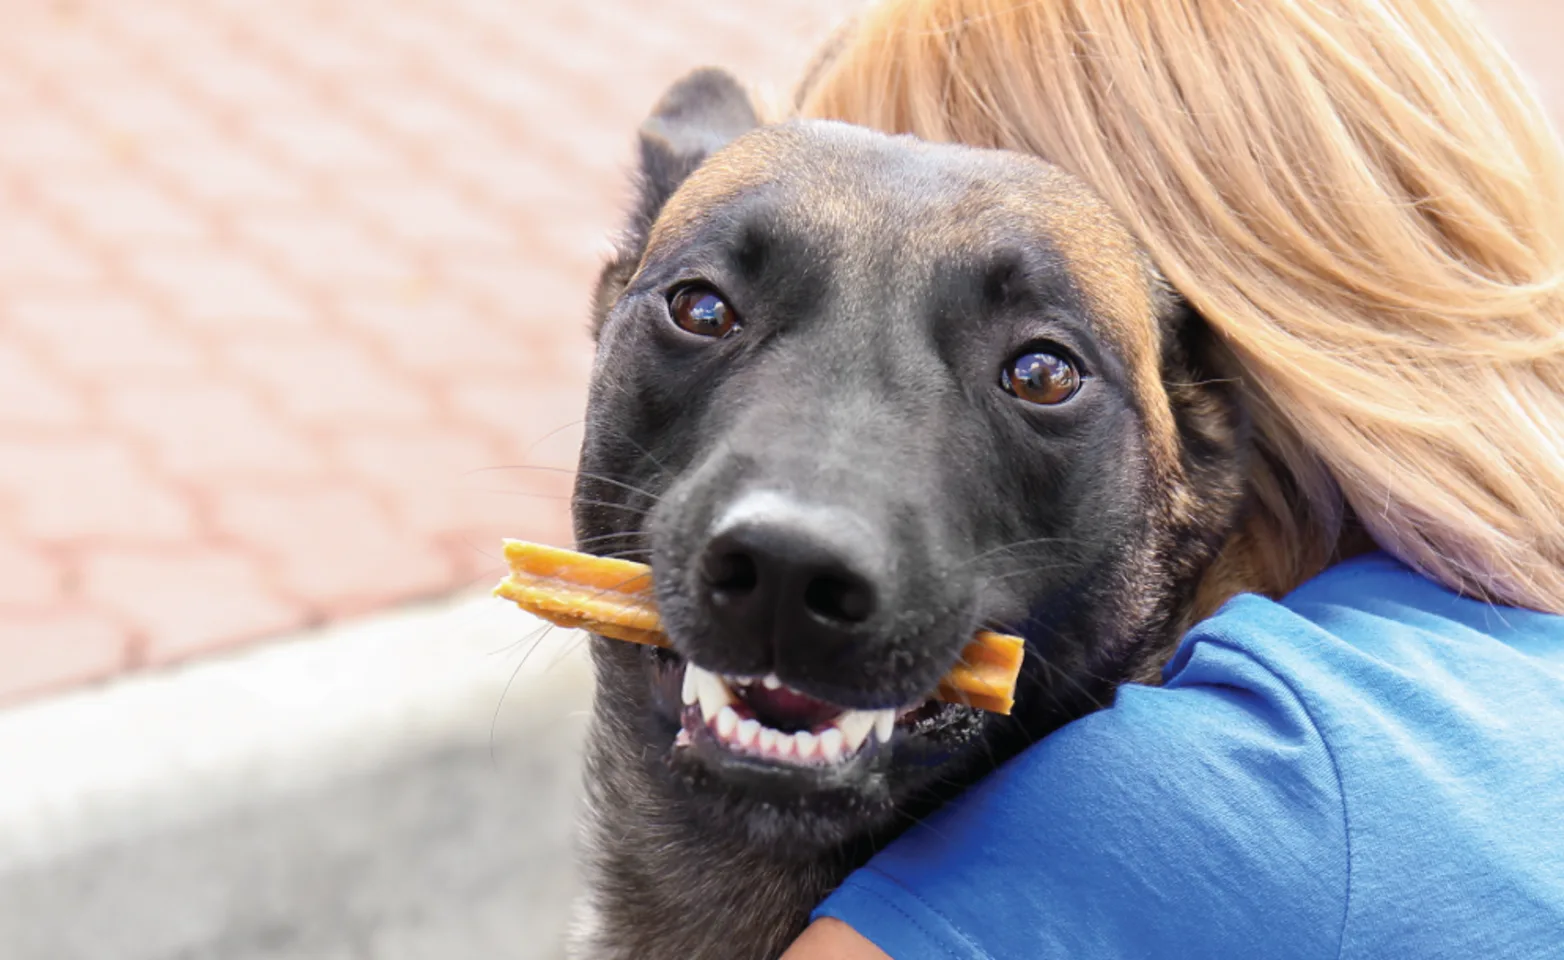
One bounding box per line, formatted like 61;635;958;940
735;682;840;733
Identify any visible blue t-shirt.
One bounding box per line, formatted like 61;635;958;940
814;552;1564;958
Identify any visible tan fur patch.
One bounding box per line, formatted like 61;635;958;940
991;165;1179;468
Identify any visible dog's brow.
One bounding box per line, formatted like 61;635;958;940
995;174;1179;461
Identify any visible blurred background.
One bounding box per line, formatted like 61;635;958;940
0;1;1558;958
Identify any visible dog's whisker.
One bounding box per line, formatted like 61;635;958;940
472;463;669;506
483;495;655;520
1020;628;1112;713
974;564;1074;586
954;536;1092;572
572;532;653;557
587;422;676;476
515;417;588;464
489;620;559;764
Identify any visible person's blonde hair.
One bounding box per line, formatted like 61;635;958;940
796;0;1564;614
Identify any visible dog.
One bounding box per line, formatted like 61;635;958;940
566;68;1252;959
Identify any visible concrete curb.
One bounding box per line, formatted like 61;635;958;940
0;592;594;959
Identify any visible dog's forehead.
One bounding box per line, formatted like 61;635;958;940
649;122;1163;357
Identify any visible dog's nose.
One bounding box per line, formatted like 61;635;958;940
698;495;882;656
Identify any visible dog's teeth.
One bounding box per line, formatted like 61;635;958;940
873;708;896;745
715;705;739;739
737;717;760;748
680;666;698;706
819;727;845;763
834;710;875;754
758;727;779;754
774;731;796;759
762;674;782;690
692;665;732;721
794;730;818;761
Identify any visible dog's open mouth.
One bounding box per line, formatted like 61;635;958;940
671;661;955;770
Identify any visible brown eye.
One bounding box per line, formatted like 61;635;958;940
1002;350;1081;405
668;285;738;338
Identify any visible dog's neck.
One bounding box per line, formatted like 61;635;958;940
569;711;848;960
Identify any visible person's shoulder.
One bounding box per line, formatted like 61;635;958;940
1181;550;1564;725
1278;550;1564;657
842;633;1352;958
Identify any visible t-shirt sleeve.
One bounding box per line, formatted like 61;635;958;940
811;627;1351;959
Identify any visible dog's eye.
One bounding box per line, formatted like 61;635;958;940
1002;350;1081;405
668;285;738;338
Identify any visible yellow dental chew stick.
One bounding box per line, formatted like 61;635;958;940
492;539;1024;715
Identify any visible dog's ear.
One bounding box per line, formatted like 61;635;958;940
1161;299;1249;486
633;67;759;231
590;68;759;339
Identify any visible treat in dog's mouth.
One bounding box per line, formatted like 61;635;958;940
674;662;947;767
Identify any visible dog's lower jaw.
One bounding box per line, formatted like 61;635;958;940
569;709;851;960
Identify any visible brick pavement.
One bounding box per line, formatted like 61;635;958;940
0;0;843;704
0;0;1556;705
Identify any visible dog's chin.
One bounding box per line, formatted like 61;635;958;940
640;646;989;856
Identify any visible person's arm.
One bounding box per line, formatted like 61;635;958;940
780;918;889;960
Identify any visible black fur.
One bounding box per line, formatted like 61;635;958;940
567;70;1249;959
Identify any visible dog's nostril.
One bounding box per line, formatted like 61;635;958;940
803;571;876;625
705;550;759;597
697;505;885;646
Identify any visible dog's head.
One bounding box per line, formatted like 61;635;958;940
576;70;1249;854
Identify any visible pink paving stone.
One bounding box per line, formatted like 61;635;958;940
0;212;104;286
245;22;407;78
456;442;580;556
159;52;307;112
93;3;224;50
429;255;598;323
245;111;412;177
446;378;592;454
0;612;127;706
32;177;212;245
221;333;435;424
7;21;129;74
331;426;509;539
0;71;32;108
450;502;577;573
3;295;204;376
352;9;475;66
345;85;487;142
0;437;196;544
0;342;87;428
102;379;329;483
65;83;216;141
78;546;309;665
430;144;587;217
144;138;311;207
232;213;412;287
0;112;113;171
333;177;523;254
425;51;550;117
442;537;511;587
329;295;534;377
0;542;63;606
472;328;594;386
127;248;317;329
212;485;455;615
